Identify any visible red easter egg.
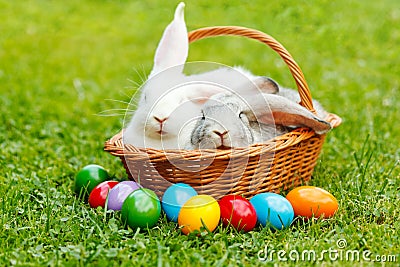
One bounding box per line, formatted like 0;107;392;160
218;195;257;232
88;181;119;208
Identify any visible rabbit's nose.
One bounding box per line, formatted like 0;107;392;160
153;116;168;124
154;116;168;135
213;130;229;138
213;130;230;148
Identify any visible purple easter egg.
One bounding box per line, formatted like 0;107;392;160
107;181;141;210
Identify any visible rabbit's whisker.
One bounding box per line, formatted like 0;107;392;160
96;109;134;117
104;98;136;106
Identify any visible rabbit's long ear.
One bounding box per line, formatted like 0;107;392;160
150;2;188;78
250;94;332;134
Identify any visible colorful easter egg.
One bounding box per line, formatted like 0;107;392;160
286;186;338;218
107;181;141;210
74;164;109;198
218;194;257;232
178;195;220;235
162;183;198;222
121;188;161;229
250;193;294;230
88;181;119;208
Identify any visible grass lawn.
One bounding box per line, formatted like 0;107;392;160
1;0;399;266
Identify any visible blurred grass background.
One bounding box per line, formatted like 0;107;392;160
0;0;399;266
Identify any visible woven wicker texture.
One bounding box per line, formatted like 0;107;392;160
104;26;341;199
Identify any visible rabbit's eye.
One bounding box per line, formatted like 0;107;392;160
239;112;249;123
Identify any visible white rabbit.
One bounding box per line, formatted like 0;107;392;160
122;3;262;150
187;77;332;149
122;3;222;150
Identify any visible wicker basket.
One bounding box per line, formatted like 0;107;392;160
104;26;342;199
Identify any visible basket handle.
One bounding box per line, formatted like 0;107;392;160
188;26;315;113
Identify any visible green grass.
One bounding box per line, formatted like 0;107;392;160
1;0;399;266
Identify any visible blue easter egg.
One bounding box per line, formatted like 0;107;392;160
162;183;197;222
250;193;294;229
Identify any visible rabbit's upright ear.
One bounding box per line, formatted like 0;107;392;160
250;94;332;134
150;2;188;78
